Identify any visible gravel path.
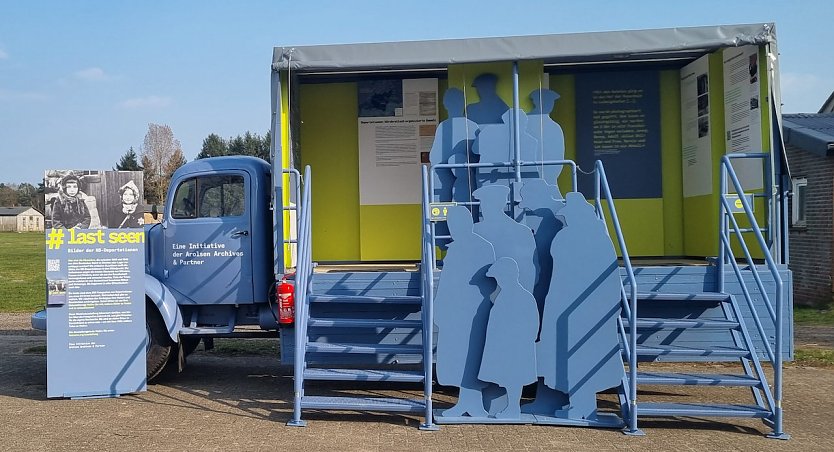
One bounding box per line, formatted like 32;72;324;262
1;313;834;450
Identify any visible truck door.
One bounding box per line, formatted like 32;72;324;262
163;172;254;304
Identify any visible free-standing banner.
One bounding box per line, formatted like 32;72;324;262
45;170;147;398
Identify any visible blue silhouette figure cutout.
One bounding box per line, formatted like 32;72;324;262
429;88;479;247
527;89;566;191
518;179;565;331
518;179;569;414
472;184;538;415
467;73;509;125
434;205;496;418
479;257;539;419
537;192;625;420
448;152;475;204
429;88;479;203
472;184;538;293
474;110;542;207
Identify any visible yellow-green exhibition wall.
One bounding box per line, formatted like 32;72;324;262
298;82;432;261
683;50;770;258
299;83;361;262
293;47;771;261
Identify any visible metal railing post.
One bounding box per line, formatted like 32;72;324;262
719;154;787;438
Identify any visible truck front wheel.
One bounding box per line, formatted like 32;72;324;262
146;304;173;381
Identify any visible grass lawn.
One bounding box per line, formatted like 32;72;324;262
794;304;834;326
0;232;44;312
794;348;834;367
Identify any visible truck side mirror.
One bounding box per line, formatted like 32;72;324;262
151;204;159;220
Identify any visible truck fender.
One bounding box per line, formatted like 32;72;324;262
145;273;182;342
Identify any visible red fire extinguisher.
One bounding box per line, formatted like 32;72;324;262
277;276;295;325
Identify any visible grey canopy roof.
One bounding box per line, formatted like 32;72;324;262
273;23;775;73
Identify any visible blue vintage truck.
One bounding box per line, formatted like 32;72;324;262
35;24;793;437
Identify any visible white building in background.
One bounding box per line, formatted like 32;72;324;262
0;207;44;232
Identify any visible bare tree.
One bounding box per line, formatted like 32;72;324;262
140;123;186;204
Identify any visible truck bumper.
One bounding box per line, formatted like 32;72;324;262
31;309;47;331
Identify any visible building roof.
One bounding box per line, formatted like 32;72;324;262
273;23;775;73
0;207;41;216
783;113;834;157
820;91;834;114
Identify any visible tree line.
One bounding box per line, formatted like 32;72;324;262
0;125;271;209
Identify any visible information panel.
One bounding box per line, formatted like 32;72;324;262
680;55;714;198
575;71;662;199
723;45;764;191
45;170;146;398
357;78;438;205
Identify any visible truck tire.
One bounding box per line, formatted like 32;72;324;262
146;304;173;381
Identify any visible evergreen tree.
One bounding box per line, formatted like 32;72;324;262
16;183;36;207
115;147;143;171
197;130;271;162
196;133;228;159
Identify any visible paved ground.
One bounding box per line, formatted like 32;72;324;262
2;313;833;451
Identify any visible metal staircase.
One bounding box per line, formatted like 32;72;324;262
287;166;436;430
610;153;788;439
285;152;788;437
627;292;774;420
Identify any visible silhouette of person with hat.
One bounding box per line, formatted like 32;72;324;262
478;257;539;419
467;73;509;125
434;206;495;418
537;192;624;420
527;88;565;190
472;184;538;416
472;184;537;292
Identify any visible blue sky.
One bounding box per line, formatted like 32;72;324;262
1;1;831;184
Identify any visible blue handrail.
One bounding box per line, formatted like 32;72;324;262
419;165;436;430
592;160;639;435
431;159;579;195
289;165;312;427
280;168;302;276
718;153;785;437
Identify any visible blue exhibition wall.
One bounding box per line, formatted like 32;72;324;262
575;71;662;199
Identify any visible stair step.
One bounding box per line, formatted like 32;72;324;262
636;402;770;418
636;372;761;387
300;395;426;413
307;318;422;329
309;294;422;305
633;345;750;359
625;318;739;329
637;292;729;302
303;368;424;382
307;342;424;355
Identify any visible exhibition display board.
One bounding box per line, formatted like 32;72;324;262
45;170;147;398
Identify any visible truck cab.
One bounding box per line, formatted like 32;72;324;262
146;156;273;307
140;156;280;377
